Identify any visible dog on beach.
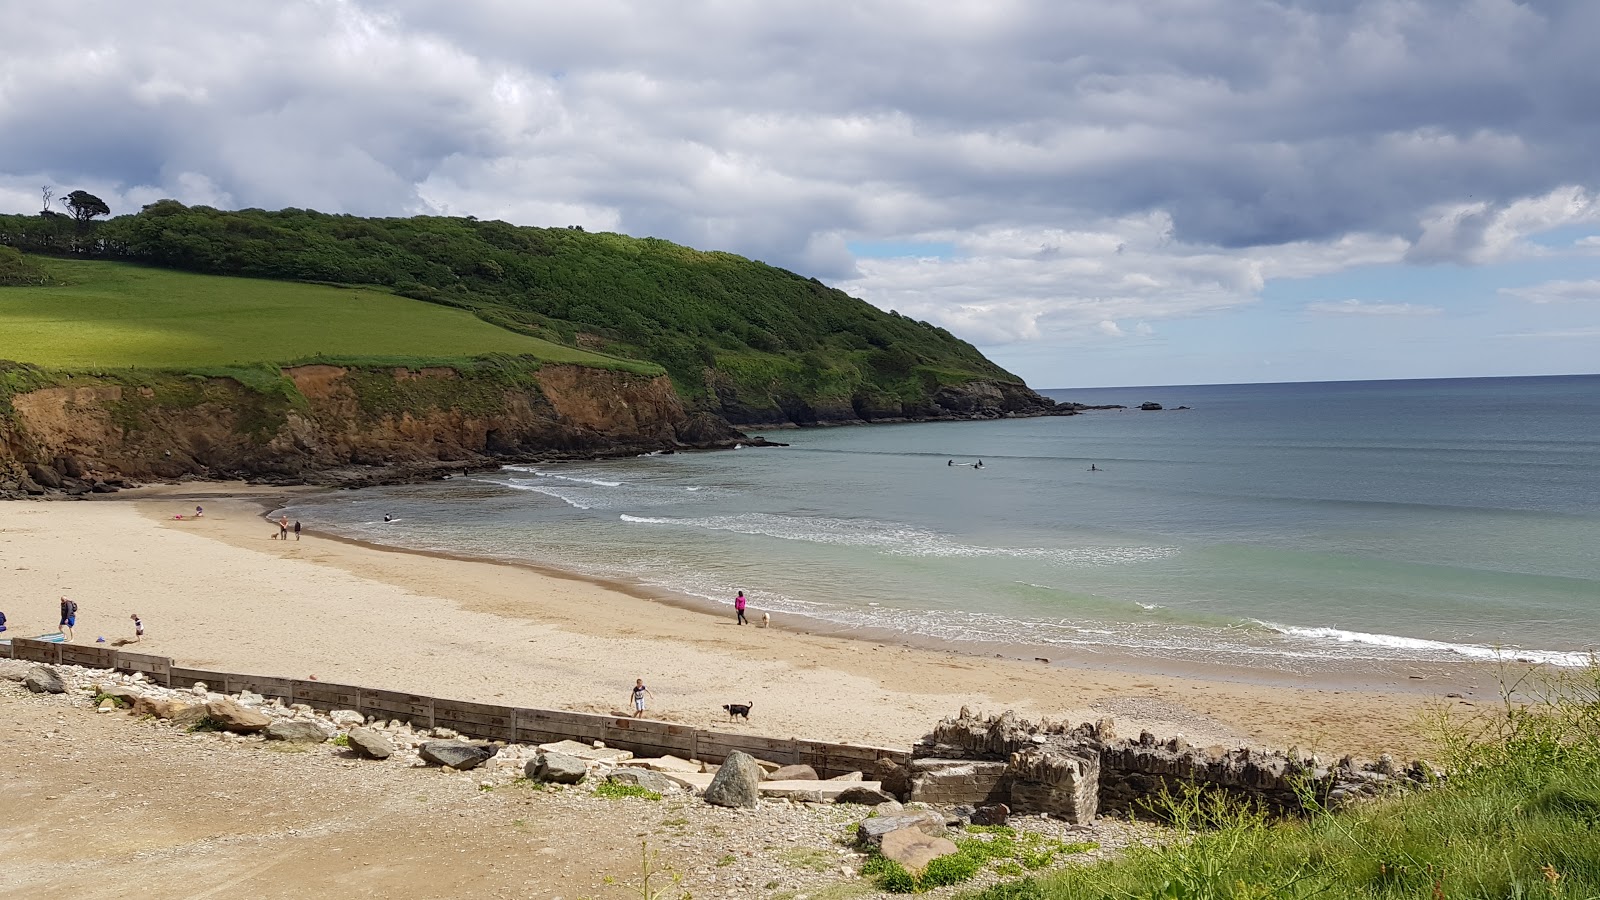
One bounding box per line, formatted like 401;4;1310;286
722;702;753;722
760;612;770;628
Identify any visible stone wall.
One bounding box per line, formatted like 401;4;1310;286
902;708;1435;823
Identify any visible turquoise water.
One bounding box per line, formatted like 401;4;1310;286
281;375;1600;671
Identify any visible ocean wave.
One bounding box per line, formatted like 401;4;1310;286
481;478;593;509
619;513;1175;566
1265;623;1594;667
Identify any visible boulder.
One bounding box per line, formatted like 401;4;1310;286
828;771;865;782
59;477;90;496
702;750;763;809
265;719;331;743
971;803;1010;826
171;705;210;728
131;696;191;720
91;481;119;494
537;740;633;764
25;463;62;489
23;666;65;694
56;456;87;479
99;685;142;706
204;698;271;733
767;764;819;781
621;755;704;774
526;750;588;784
856;810;948;849
607;769;676;794
835;785;898;806
880;829;959;875
19;475;45;495
346;726;394;760
330;710;366;728
876;757;911;801
420;741;497;771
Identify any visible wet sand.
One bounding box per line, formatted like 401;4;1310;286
0;487;1501;757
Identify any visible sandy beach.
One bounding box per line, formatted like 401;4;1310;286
0;488;1498;758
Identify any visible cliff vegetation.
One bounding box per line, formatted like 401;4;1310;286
0;202;1052;424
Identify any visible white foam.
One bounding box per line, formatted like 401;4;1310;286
617;512;1174;566
1268;623;1593;667
483;478;593;510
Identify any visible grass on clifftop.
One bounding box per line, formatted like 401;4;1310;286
964;663;1600;900
0;257;655;373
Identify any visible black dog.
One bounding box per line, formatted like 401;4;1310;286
722;702;753;721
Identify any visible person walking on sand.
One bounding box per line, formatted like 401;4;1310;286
278;515;290;540
130;613;143;643
294;520;302;541
630;678;655;718
59;596;77;641
734;590;748;626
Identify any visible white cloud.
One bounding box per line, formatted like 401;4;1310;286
1305;300;1445;317
1499;280;1600;304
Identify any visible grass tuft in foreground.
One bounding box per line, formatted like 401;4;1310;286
963;661;1600;900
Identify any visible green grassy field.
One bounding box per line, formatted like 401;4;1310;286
0;258;650;372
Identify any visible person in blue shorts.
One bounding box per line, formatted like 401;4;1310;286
630;678;655;718
59;596;78;641
0;609;8;633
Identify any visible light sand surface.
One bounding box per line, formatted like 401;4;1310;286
0;493;1494;758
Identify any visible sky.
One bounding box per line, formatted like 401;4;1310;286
1;1;1597;388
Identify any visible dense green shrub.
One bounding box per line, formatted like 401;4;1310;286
0;204;1020;407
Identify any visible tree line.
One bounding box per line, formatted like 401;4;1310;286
0;198;1017;402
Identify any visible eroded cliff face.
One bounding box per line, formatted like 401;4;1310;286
705;371;1074;427
0;363;741;493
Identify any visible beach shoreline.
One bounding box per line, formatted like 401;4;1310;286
0;485;1509;758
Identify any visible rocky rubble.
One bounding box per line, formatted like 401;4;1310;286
0;659;1162;898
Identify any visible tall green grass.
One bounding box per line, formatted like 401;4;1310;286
0;258;649;372
967;663;1600;900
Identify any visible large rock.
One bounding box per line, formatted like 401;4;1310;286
768;764;818;781
537;740;633;764
346;726;394;760
25;463;62;490
880;829;959;876
23;666;65;694
835;785;898;806
131;695;192;720
265;719;332;743
608;769;677;794
856;810;948;849
204;698;271;733
99;685;143;706
171;705;210;728
526;750;588;784
420;741;497;770
877;757;911;801
703;750;763;809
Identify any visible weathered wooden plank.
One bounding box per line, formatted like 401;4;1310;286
360;688;433;728
11;638;61;665
289;680;361;710
433;699;517;740
169;667;231;689
0;641;11;659
225;674;295;700
60;644;119;669
113;652;172;685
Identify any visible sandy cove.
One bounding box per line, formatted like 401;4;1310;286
0;489;1494;759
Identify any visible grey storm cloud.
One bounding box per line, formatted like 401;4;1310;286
0;0;1597;318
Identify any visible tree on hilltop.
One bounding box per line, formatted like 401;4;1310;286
59;190;110;228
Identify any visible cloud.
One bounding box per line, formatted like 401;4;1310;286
1499;280;1600;304
0;0;1597;363
1305;300;1445;317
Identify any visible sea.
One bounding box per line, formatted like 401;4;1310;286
279;375;1600;674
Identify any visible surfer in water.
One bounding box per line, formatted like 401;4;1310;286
1089;464;1099;472
974;460;985;469
383;514;393;523
947;459;953;466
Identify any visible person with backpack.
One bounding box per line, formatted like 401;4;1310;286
59;596;78;640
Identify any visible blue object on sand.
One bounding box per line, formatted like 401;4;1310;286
33;632;67;643
96;636;107;643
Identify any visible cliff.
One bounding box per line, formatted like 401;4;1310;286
0;360;741;497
